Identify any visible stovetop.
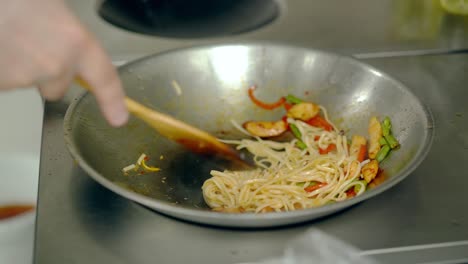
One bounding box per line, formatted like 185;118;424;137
34;1;468;263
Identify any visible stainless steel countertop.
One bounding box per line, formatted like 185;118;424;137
35;1;468;263
34;52;468;264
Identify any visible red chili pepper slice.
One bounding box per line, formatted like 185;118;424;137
306;116;333;131
281;115;290;131
283;102;293;111
304;183;327;192
357;145;367;162
346;188;356;198
248;85;285;110
319;144;336;154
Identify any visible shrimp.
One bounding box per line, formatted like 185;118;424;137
243;120;287;138
287;102;320;121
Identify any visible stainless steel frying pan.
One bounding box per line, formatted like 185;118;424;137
64;43;433;228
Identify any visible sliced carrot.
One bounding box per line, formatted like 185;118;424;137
306;116;333;131
319;144;336;154
304;183;327;192
248;86;285;110
357;144;367;162
314;135;320;141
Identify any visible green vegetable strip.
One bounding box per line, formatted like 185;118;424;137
382;116;392;136
296;141;307;150
285;94;303;104
290;123;302;139
381;117;399;149
376;145;391;162
379;137;388;146
385;134;399;149
353;180;368;193
300;181;318;187
290;123;307;149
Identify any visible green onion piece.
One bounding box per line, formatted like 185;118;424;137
296;141;307;150
298;181;317;188
376;145;391;162
285;94;303;104
353;180;368;193
383;116;392;127
384;134;399;149
379;137;388;146
325;200;336;205
296;182;306;187
382;117;392;136
289;123;302;139
291;123;307;150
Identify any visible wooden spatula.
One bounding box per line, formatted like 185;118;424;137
75;77;252;169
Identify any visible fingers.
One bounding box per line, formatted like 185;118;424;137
0;0;128;127
37;69;74;101
77;35;128;127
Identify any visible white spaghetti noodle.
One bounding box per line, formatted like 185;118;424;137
202;108;364;213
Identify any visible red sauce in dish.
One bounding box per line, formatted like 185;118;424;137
0;205;35;220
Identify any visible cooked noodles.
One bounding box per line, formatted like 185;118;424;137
202;108;368;213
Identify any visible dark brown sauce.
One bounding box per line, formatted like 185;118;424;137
0;205;35;220
176;138;253;169
176;138;240;160
176;138;210;154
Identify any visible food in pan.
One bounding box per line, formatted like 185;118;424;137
202;87;400;213
122;153;161;175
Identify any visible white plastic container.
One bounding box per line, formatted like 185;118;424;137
0;88;43;264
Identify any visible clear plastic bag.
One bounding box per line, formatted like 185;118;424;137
238;228;378;264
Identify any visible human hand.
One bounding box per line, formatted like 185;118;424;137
0;0;128;126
